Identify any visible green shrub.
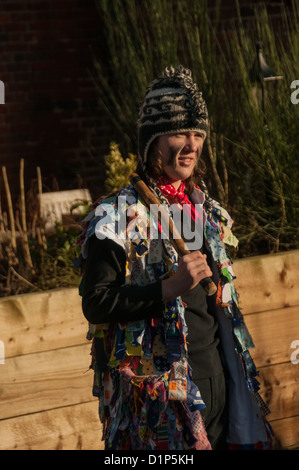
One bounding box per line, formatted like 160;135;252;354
93;0;299;256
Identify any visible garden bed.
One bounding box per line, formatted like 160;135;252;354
0;250;298;450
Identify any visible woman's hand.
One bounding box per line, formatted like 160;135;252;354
161;251;213;302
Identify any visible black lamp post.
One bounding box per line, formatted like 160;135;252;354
249;42;283;113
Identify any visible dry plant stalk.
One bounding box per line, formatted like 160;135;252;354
206;123;226;204
9;266;39;291
19;159;34;270
37;166;42;218
0;160;55;296
31;212;37;238
0;187;4;231
36;166;47;250
220;134;229;206
2;166;17;251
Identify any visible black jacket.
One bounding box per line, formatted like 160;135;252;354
82;235;223;379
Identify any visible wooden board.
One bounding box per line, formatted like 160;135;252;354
1;401;297;451
258;362;299;422
0;250;299;450
233;250;299;314
0;288;88;359
0;401;103;450
0;343;96;420
271;415;299;450
1;250;298;359
243;305;299;367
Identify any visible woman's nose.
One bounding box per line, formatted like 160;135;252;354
185;135;198;152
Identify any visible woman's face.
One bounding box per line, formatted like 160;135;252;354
155;132;204;189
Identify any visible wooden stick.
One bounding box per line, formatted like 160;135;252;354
3;211;8;230
36;166;47;250
220;134;228;206
20;159;27;233
32;212;37;239
2;166;16;251
37;166;42;220
129;173;217;296
9;266;39;291
19;159;34;270
0;186;4;231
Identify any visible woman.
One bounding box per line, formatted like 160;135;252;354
77;66;273;450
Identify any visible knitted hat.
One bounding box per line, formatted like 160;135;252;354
137;65;209;163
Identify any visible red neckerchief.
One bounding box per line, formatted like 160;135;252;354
156;176;201;222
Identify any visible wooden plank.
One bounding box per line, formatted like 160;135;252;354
0;250;297;359
1;394;297;452
233;249;299;314
0;401;104;450
258;362;299;422
0;343;96;420
243;305;299;367
0;251;298;451
0;288;88;359
271;416;299;450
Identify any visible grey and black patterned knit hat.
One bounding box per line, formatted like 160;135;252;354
137;65;209;163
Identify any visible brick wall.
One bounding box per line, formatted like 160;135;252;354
0;0;117;204
0;0;292;205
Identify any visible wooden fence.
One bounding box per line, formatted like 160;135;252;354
233;250;299;450
0;249;298;450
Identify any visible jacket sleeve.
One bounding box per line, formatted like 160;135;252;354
81;235;164;324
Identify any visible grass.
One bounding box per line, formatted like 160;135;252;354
92;0;299;257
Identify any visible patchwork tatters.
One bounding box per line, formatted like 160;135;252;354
76;182;273;450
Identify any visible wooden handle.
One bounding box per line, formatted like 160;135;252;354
129;173;217;296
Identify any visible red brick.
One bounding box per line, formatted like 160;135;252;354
10;12;35;22
0;13;11;21
47;0;78;10
5;43;29;52
7;62;29;72
4;21;29;32
1;3;28;12
26;1;51;11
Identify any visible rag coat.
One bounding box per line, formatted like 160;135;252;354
77;182;273;450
